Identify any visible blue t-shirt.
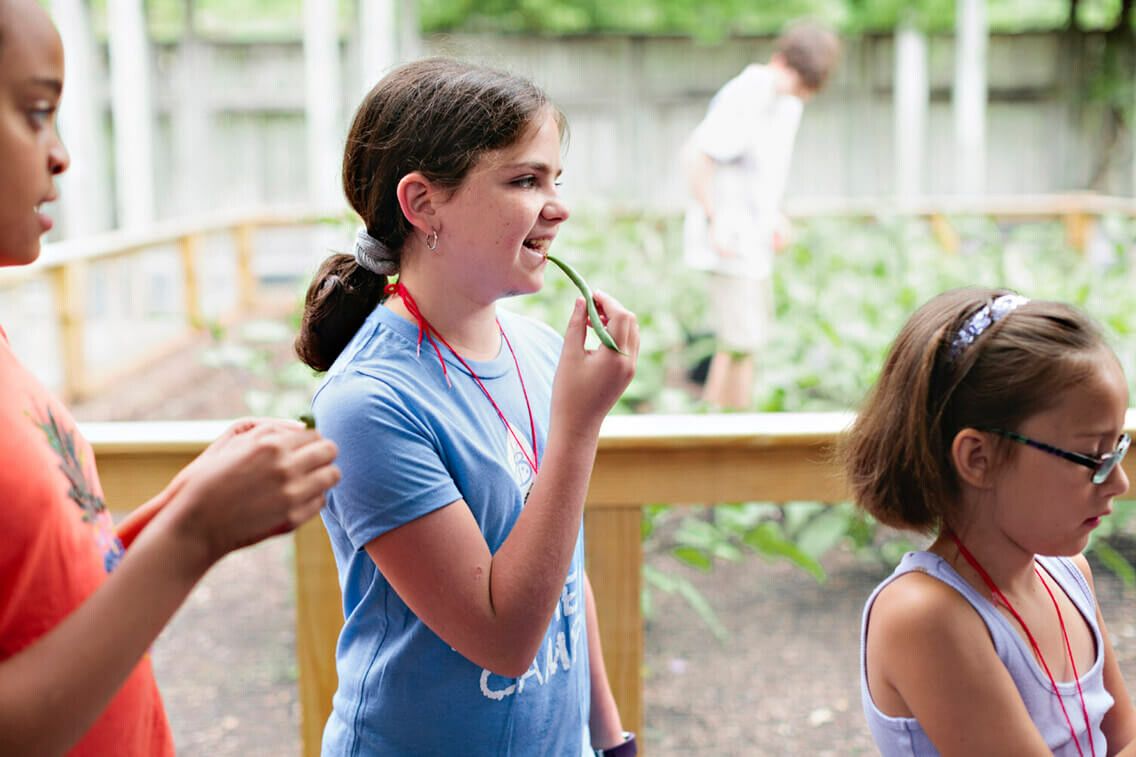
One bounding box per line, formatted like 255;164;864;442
314;305;590;756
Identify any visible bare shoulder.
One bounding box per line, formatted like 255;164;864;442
865;569;1003;725
868;569;989;649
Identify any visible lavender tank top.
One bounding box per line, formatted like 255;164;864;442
860;551;1114;756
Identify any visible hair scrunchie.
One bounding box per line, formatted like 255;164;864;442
354;228;398;276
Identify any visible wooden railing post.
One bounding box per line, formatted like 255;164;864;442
49;261;87;401
234;223;257;311
1064;211;1093;254
178;233;203;328
928;213;960;254
585;504;644;746
294;519;342;757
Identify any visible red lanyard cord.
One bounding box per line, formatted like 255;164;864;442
947;532;1094;757
385;281;539;476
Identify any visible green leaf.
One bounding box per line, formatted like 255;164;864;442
674;578;729;641
742;522;826;582
671;545;713;572
794;506;853;559
1089;540;1136;588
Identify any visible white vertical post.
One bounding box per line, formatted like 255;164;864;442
894;21;928;205
52;0;107;236
171;4;211;217
358;0;397;97
303;0;343;210
398;0;421;62
106;0;156;228
953;0;988;196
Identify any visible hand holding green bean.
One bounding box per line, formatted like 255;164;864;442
544;253;625;354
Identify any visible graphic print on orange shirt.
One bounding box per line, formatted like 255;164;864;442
32;404;125;573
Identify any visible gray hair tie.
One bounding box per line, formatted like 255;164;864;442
354;229;398;276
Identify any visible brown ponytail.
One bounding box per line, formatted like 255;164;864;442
293;254;387;372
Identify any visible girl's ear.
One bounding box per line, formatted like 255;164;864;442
952;428;995;489
395;172;441;235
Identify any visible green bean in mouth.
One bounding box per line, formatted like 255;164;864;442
543;253;625;354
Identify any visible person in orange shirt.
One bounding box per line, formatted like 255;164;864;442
0;1;340;753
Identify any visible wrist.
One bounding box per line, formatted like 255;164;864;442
594;731;637;757
152;492;223;577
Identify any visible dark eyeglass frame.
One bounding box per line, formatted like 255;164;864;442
983;428;1131;485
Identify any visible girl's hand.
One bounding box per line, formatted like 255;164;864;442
551;294;638;435
160;422;340;570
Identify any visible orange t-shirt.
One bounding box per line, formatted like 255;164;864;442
0;327;174;756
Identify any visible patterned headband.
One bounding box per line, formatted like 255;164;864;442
949;293;1030;359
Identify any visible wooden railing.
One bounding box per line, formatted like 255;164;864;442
0;206;335;402
88;411;1136;756
6;193;1133;403
784;192;1136;253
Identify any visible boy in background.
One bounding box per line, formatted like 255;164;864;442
682;21;840;410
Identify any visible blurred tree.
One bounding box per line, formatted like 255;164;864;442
70;0;1133;38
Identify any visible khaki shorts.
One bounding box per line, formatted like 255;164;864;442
706;273;774;354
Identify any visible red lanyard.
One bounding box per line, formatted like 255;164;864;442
947;532;1094;757
385;282;539;476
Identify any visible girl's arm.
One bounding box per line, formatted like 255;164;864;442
114;488;173;548
1070;555;1136;755
584;572;626;750
365;295;639;677
681;143;717;222
866;572;1055;756
0;423;338;755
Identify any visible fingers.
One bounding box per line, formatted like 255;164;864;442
288;490;335;529
591;290;639;357
222;416;300;439
288;436;339;471
226;417;261;435
562;297;588;347
285;447;341;504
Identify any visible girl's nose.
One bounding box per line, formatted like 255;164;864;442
1105;459;1129;498
49;134;70;176
543;196;569;224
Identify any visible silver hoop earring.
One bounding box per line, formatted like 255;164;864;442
426;229;439;251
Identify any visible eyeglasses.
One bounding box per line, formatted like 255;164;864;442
984;428;1131;485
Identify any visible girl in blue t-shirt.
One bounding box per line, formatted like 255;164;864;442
846;286;1136;755
296;58;639;756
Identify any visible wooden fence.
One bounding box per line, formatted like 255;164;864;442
89;411;1136;755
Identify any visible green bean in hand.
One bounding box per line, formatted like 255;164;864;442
544;253;625;354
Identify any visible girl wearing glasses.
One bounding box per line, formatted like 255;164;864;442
845;286;1135;756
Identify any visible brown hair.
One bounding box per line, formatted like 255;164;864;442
776;20;841;92
842;286;1109;534
294;57;563;372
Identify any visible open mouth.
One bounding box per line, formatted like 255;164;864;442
523;237;551;256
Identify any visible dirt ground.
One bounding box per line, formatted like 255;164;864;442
78;324;1136;756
